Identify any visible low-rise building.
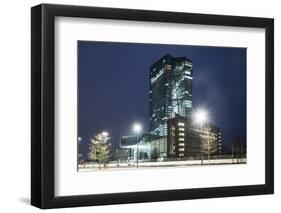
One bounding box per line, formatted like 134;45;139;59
167;114;222;158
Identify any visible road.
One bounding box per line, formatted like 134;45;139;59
78;158;247;172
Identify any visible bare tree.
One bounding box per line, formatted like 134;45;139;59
231;137;246;163
88;132;111;170
200;127;218;161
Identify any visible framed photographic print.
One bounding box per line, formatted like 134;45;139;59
31;3;274;209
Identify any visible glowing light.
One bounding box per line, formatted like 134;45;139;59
133;123;142;134
102;131;109;137
194;109;208;125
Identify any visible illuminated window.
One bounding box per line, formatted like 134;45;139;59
183;76;193;80
185;100;192;108
179;143;185;146
178;122;185;126
179;138;185;141
179;148;185;151
179;128;185;131
179;133;185;136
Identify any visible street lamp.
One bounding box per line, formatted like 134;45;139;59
193;109;208;164
102;131;109;137
101;131;109;144
77;137;82;170
194;109;208;128
133;123;142;168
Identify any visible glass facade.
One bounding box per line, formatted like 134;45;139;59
149;54;193;136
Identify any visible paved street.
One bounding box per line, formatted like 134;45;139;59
78;158;247;172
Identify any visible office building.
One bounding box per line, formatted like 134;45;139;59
149;54;193;136
167;114;222;158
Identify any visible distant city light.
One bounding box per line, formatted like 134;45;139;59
133;123;142;134
78;137;82;141
194;109;208;125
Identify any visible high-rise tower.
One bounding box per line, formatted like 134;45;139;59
149;54;193;136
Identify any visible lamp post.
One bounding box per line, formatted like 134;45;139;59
133;123;142;168
194;109;208;165
101;131;109;169
77;137;82;170
102;131;109;138
194;109;208;129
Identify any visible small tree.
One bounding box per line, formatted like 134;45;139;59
88;132;111;170
200;127;217;161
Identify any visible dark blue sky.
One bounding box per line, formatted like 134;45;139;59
78;41;246;156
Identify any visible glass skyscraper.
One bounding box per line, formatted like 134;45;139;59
149;54;193;136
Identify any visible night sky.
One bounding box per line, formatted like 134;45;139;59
78;41;246;157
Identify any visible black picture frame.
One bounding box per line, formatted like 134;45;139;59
31;3;274;209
